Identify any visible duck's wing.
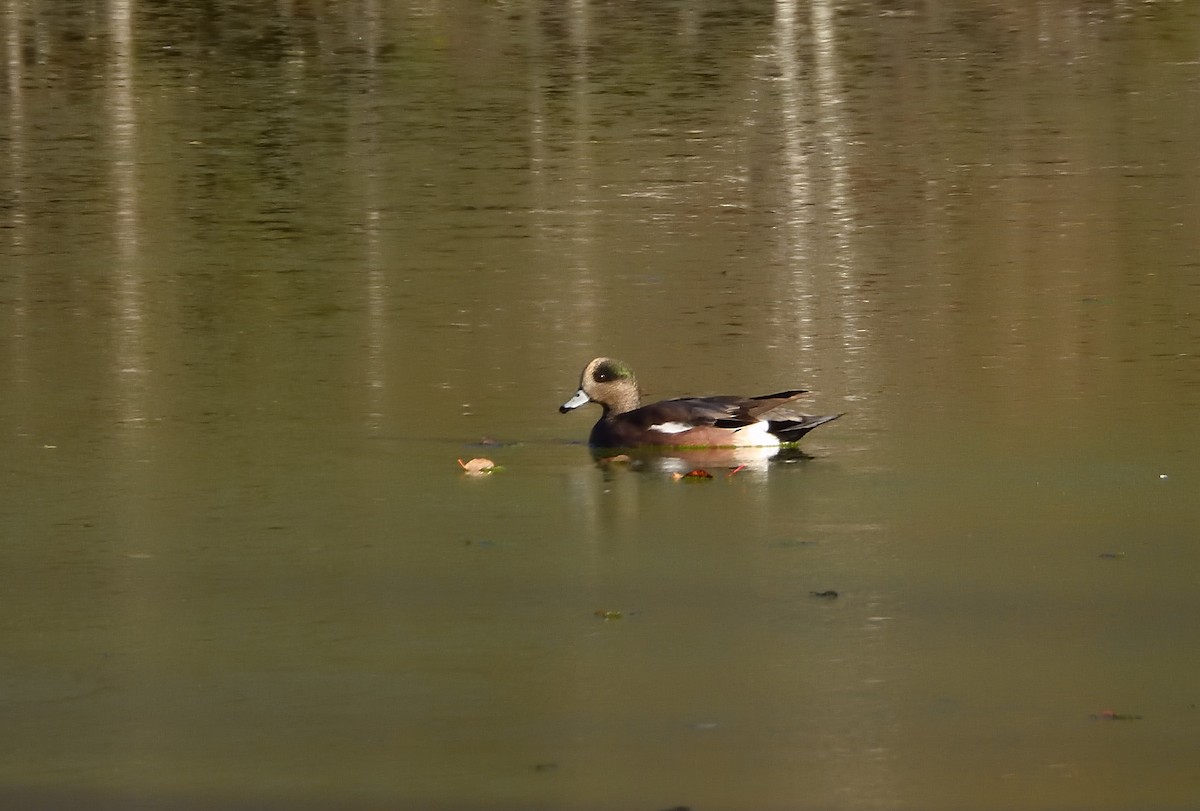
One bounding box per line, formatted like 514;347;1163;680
740;390;810;419
631;391;809;429
621;397;740;429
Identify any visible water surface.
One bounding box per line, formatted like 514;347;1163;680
3;2;1199;809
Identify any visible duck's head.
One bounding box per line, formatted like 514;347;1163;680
559;357;641;416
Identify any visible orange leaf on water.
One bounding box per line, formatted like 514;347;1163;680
457;457;496;475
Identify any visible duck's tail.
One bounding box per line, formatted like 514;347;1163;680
768;413;842;444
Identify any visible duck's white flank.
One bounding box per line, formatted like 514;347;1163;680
733;420;781;447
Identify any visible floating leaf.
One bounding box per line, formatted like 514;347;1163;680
594;609;624;620
458;457;497;475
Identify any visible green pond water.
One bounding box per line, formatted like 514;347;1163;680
2;2;1199;809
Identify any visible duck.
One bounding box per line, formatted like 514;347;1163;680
559;357;841;449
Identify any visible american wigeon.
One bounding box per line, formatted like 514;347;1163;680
559;357;841;448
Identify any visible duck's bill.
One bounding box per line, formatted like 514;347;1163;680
559;389;591;413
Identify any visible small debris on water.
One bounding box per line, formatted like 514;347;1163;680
532;762;558;773
672;468;713;481
594;609;624;620
1090;709;1142;721
771;539;816;549
811;590;839;599
1098;552;1126;560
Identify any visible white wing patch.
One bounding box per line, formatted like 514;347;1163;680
649;421;694;435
